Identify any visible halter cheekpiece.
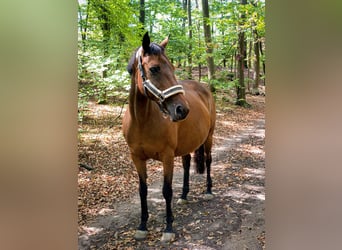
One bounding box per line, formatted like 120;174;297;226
136;47;185;104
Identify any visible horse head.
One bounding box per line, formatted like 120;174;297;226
130;32;189;122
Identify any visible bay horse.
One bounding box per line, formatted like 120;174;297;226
122;32;216;242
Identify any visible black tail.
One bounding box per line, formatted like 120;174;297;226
195;144;205;174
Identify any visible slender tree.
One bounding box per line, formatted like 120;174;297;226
259;39;265;84
78;1;89;53
187;0;193;79
201;0;215;86
235;0;250;107
78;1;90;76
252;29;260;95
247;39;252;91
91;0;112;78
139;0;145;26
182;0;187;31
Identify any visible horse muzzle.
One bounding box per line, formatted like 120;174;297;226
163;100;189;122
142;80;189;121
173;103;189;121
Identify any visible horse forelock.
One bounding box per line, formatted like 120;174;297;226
148;43;164;55
127;43;165;76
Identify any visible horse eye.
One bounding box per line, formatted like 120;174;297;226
149;66;160;74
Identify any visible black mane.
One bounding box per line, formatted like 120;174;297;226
127;43;164;75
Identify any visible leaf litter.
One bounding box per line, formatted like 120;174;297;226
78;93;265;249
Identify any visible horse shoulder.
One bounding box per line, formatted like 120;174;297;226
122;109;131;138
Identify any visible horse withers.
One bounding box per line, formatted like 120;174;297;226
122;32;216;242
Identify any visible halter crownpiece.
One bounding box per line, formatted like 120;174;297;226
136;47;185;104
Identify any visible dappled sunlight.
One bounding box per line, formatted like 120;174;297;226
244;184;265;192
213;162;230;171
244;167;265;180
98;208;114;215
79;131;118;142
80;226;104;236
225;185;265;202
86;101;127;117
149;197;165;204
248;146;264;155
217;120;238;127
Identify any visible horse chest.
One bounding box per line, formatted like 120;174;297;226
125;123;177;159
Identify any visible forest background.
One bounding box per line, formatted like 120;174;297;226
1;0;341;249
77;2;265;247
78;0;265;118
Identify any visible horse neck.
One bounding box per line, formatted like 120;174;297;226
128;75;156;124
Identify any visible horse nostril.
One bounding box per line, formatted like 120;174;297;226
175;104;189;120
175;105;182;114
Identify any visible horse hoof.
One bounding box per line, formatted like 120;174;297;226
204;193;214;201
161;232;175;242
177;198;188;205
134;230;148;240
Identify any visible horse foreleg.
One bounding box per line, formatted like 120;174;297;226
161;157;175;242
132;155;149;240
177;154;191;204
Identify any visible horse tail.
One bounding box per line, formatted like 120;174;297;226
195;144;205;174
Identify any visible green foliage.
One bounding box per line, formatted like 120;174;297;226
78;0;138;112
209;70;237;91
77;0;265;112
78;92;89;122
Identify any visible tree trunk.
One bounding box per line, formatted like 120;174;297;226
233;50;237;79
78;2;89;53
92;0;111;78
230;52;234;73
187;0;192;79
243;40;248;69
195;0;201;82
253;30;260;95
100;10;111;78
247;39;252;92
101;15;110;78
236;32;246;104
182;0;187;31
78;1;89;77
139;0;145;26
201;0;215;86
259;39;266;84
235;0;249;107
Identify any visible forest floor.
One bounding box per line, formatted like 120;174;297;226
78;89;265;249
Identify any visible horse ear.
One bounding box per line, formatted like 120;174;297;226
160;35;169;48
142;32;150;52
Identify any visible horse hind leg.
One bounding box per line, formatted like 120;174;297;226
177;154;191;204
204;153;214;200
204;136;214;201
194;144;205;174
195;143;213;200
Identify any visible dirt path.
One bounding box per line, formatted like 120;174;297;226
79;117;265;249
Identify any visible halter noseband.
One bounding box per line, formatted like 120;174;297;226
136;47;185;104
